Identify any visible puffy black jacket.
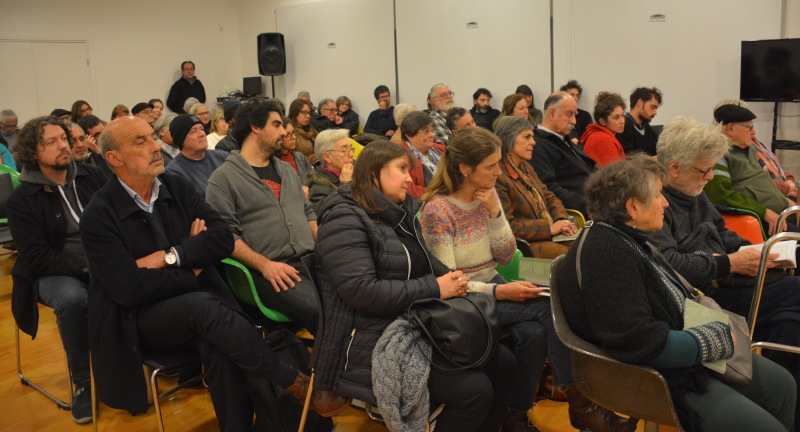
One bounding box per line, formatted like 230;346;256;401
313;185;449;404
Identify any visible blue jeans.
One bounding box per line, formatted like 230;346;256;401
490;274;574;411
37;276;90;387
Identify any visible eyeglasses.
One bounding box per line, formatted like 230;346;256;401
327;147;355;155
733;123;754;131
437;91;454;99
322;107;337;112
689;165;714;177
195;111;210;117
138;109;154;115
299;110;311;116
71;135;87;144
285;132;296;140
377;94;391;100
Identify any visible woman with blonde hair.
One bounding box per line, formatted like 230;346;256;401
110;104;130;120
206;110;228;149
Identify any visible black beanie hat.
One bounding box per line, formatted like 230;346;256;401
169;114;202;150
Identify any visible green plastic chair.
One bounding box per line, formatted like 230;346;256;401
0;164;20;188
220;258;292;322
496;249;522;282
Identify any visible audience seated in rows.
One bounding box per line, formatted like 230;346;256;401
206;98;319;333
336;95;360;136
531;91;595;215
390;102;415;145
470;87;501;131
704;104;799;235
419;128;633;432
304;129;353;214
363;84;398;138
560;80;593;145
617;87;661;156
397;110;445;198
558;155;796;432
80;115;325;431
165;114;228;196
516;85;544;127
8;116;108;423
288;98;318;165
495;116;578;258
429;83;456;146
581;91;627;166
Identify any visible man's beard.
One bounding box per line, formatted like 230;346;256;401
41;158;71;171
439;102;455;112
476;105;489;114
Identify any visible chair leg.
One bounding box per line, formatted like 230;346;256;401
91;358;98;432
297;372;315;432
15;323;71;410
150;367;166;432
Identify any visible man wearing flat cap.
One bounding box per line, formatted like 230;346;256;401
165;114;228;195
132;102;156;127
705;103;799;234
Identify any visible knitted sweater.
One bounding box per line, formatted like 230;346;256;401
419;193;516;293
580;124;625;166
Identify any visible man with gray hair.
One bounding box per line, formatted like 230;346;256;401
311;98;344;133
0;109;19;150
167;60;206;114
651;116;800;428
429;83;455;145
530;91;595;214
445;107;476;136
154;113;180;165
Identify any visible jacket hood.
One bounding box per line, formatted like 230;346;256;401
19;160;77;186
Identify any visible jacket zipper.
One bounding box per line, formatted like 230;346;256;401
344;328;356;371
397;216;434;275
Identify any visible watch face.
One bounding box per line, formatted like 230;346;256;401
165;252;177;265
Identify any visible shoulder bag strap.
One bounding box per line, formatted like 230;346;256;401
575;220;593;289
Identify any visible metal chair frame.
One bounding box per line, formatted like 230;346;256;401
15;314;73;410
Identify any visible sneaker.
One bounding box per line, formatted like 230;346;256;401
71;386;92;424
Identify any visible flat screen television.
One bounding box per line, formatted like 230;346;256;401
740;38;800;102
243;77;263;96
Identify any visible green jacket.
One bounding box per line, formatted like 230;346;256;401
704;144;787;219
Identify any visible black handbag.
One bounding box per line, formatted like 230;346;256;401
406;293;500;372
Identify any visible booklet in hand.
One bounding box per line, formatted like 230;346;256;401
738;240;797;268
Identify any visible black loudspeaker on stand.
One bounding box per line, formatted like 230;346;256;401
257;33;286;98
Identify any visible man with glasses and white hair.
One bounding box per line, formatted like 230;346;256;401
0;108;19;150
704;103;799;235
429;83;455;145
311;98;345;133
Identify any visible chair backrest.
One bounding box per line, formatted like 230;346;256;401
220;258;292;322
0;164;20;188
720;213;766;244
496;249;522;281
300;253;325;369
549;255;683;429
0;173;13;222
566;209;586;228
515;238;533;258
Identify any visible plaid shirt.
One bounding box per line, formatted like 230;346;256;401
430;110;453;145
496;159;568;257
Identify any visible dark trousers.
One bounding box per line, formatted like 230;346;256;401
428;344;516;432
136;276;297;432
251;259;320;334
37;276;90;387
492;274;574;411
708;275;800;432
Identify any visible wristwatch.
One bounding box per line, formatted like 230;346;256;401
164;248;178;266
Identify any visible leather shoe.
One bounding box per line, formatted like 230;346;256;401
501;407;541;432
565;386;638;432
283;372;352;417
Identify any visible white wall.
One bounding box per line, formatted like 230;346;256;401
0;0;244;122
779;0;800;142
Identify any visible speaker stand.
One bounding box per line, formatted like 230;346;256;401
270;76;276;99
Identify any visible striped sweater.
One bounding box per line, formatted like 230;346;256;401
419;193;516;294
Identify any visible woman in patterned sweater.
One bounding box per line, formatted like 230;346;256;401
419;127;637;432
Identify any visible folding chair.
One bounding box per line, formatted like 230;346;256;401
221;257;292;322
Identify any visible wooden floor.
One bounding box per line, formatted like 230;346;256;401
0;250;674;431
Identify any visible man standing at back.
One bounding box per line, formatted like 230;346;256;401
530;91;596;215
167;60;207;114
617;87;662;156
206;98;319;332
8;116;107;424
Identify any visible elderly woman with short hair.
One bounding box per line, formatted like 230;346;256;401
494;116;578;258
557;154;795;432
188;103;212;134
390;103;416;144
304;128;354;213
399;110;445;198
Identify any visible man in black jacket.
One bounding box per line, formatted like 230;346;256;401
80;116;323;431
166;60;206;114
8;116;107;424
363;84;397;138
530;91;596;215
617;86;662;156
470;88;500;131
